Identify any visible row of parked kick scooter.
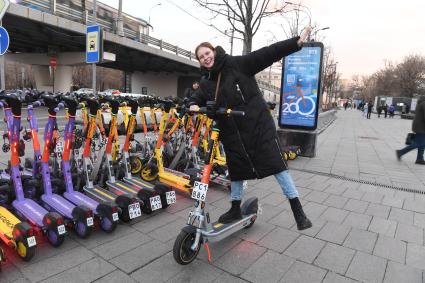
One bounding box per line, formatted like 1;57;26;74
0;92;181;269
0;89;288;268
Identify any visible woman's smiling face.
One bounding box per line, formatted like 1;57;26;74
197;46;215;69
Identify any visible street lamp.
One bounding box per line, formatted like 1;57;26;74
311;26;330;41
148;3;162;32
286;2;312;26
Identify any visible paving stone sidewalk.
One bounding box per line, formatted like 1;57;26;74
1;110;425;283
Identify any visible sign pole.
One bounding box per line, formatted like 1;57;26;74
0;20;4;90
92;0;97;96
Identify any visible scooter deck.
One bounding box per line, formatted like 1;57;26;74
106;180;142;198
83;185;119;204
122;177;156;194
13;199;48;227
158;172;191;193
0;206;21;239
202;213;257;243
63;191;101;213
41;194;75;219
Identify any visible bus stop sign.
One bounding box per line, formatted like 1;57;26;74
0;26;9;55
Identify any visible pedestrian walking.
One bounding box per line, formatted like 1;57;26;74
396;96;425;165
367;101;373;119
384;104;388;118
389;104;395;118
377;105;382;118
188;27;313;230
363;102;368;118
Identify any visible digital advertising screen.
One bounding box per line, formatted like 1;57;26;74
278;42;324;130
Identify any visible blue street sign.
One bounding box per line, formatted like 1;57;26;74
0;26;9;55
86;25;102;63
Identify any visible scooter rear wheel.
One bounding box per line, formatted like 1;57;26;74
100;216;117;233
16;240;35;261
47;229;65;247
173;230;200;265
75;221;92;239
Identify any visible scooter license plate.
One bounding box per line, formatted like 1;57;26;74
166;191;176;204
57;224;66;235
87;217;94;227
150;196;162;211
55;141;64;153
112;212;119;222
27;236;36;247
128;203;142;219
191;181;208;201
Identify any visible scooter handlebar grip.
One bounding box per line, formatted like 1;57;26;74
54;103;65;113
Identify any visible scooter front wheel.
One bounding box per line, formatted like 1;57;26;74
47;229;65;247
173;230;201;265
74;221;92;239
130;157;143;175
16;240;35;261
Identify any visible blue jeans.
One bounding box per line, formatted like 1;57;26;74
399;133;425;161
230;170;299;201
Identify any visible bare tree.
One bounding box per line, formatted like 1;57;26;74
194;0;289;54
72;65;123;91
281;7;308;38
395;55;425;97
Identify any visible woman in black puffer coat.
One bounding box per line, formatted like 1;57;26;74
189;28;312;230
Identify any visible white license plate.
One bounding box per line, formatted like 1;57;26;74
166;191;176;204
87;217;94;227
27;236;36;247
57;224;66;235
55;141;64;153
128;202;142;219
149;195;162;211
112;212;119;222
191;181;208;201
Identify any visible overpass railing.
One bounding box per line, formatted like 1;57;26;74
14;0;197;61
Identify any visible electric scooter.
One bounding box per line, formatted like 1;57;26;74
92;96;151;216
59;95;119;233
1;93;66;247
79;96;138;222
173;102;258;265
115;97;176;211
0;189;37;261
26;94;94;238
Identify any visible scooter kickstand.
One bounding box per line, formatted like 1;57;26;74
204;242;212;263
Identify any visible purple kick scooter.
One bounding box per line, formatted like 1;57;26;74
1;93;66;247
27;94;94;238
60;95;119;232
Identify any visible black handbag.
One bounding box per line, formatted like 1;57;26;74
406;133;416;145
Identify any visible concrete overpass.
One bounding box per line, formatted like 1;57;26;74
3;1;200;96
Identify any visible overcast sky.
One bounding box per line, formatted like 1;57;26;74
99;0;425;80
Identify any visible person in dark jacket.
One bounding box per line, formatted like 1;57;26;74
184;81;199;99
384;104;388;118
396;96;425;164
188;28;312;230
367;101;373;119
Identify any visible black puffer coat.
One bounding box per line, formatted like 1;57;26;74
190;37;301;181
413;97;425;134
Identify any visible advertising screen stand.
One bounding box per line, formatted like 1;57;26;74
276;42;324;157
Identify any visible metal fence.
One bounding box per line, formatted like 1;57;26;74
15;0;196;61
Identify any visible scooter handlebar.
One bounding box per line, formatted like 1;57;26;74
53;102;65;113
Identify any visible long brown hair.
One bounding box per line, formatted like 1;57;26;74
195;42;215;61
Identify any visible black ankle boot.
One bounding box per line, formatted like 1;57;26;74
289;197;312;230
218;200;242;224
